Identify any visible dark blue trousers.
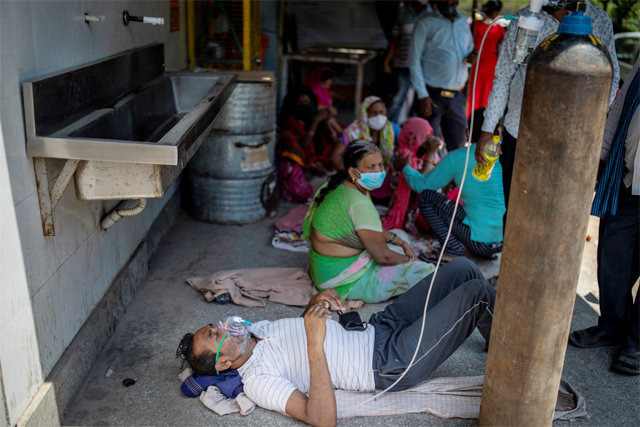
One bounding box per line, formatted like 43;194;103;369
597;184;640;350
417;189;499;258
422;85;468;151
369;258;495;390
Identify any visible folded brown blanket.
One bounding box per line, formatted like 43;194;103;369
186;267;317;307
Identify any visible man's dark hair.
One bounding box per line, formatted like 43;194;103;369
176;333;218;376
482;0;503;15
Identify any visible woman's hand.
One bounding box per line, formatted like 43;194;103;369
400;241;418;261
393;153;411;171
315;107;332;123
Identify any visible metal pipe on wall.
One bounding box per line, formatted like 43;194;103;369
479;15;613;425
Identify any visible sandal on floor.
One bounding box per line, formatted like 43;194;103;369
611;347;640;376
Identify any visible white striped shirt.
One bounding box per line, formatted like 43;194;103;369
237;318;376;413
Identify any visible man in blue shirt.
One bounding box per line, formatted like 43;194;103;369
408;1;476;151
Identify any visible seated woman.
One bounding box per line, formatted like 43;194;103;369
303;140;435;303
277;86;341;202
304;66;343;139
343;96;400;201
382;117;440;230
397;142;505;261
343;96;400;161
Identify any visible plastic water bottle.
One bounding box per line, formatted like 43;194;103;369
473;135;501;181
513;15;544;64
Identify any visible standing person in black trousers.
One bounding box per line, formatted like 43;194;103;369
569;59;640;376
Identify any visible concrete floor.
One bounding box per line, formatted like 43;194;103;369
63;202;639;426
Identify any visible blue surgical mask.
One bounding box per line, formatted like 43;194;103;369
356;170;386;191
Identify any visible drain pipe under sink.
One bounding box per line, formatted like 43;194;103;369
101;199;147;230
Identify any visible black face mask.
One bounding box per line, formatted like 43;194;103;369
439;4;457;18
293;104;315;129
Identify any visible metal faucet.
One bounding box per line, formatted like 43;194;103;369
122;10;164;26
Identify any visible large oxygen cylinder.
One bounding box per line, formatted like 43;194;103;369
479;13;613;426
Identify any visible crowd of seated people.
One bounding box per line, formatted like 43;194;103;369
271;0;576;307
173;2;629;424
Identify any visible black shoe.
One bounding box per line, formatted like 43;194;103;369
610;346;640;375
568;326;621;348
213;292;231;305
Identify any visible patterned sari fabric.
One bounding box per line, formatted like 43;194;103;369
277;115;333;168
343;96;396;164
382;117;433;230
303;183;434;303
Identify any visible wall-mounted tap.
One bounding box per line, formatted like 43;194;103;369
122;10;164;26
84;13;101;24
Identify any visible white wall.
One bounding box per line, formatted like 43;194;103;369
0;1;187;424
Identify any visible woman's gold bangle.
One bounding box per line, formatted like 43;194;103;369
407;254;414;263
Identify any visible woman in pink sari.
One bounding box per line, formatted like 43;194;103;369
383;117;440;230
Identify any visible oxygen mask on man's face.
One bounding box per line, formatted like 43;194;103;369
214;315;252;336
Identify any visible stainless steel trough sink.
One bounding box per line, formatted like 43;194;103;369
59;74;219;144
22;44;236;200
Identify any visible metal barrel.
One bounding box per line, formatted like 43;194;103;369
188;129;276;179
211;80;276;134
187;71;276;224
187;169;276;224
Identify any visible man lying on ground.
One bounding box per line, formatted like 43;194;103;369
177;258;495;426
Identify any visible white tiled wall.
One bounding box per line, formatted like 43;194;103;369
0;1;187;424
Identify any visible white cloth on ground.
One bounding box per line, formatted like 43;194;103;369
334;375;587;420
271;231;310;253
199;387;256;416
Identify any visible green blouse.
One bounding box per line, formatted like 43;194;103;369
303;183;383;291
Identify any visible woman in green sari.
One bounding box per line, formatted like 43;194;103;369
303;140;435;303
